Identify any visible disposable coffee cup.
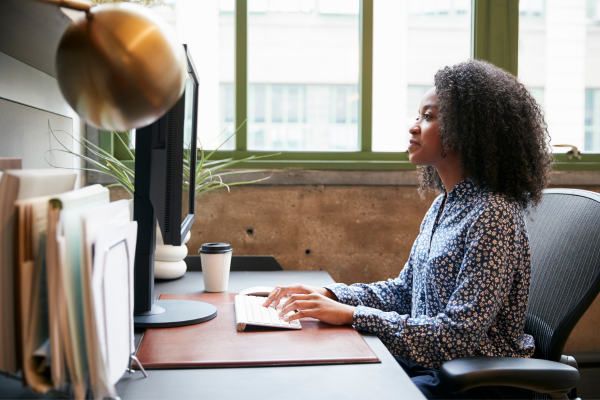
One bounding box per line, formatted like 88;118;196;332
199;243;233;292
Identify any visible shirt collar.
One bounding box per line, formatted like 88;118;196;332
442;177;480;202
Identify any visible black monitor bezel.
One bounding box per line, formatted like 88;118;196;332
180;44;199;244
155;44;198;246
133;44;202;317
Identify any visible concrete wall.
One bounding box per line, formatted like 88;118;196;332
108;177;600;353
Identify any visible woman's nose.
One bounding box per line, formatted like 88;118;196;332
409;124;420;136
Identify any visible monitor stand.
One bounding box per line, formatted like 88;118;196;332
134;300;217;328
132;194;217;328
133;120;216;328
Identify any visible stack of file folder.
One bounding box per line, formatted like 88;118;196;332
0;169;138;399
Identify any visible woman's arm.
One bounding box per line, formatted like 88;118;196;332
349;209;521;368
262;258;415;318
262;284;356;325
329;203;437;314
324;202;437;315
263;207;432;321
326;262;414;315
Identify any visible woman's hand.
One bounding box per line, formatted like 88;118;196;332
262;284;355;326
278;293;355;325
262;283;336;307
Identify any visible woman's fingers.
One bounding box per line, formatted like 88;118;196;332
279;294;310;314
277;293;356;325
270;287;290;307
262;286;283;307
279;294;323;316
262;283;311;307
279;297;316;319
283;308;312;322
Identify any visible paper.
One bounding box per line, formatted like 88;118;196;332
51;184;110;399
5;183;136;399
91;221;137;392
80;200;135;399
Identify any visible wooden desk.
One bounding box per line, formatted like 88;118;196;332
0;271;425;399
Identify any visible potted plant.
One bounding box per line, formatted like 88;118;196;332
47;122;275;199
47;123;276;279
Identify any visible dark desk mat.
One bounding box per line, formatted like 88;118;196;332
136;293;380;368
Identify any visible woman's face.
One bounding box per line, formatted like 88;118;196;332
408;87;444;166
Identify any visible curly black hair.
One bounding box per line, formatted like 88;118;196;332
418;59;553;209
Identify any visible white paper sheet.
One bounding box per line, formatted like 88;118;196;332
91;222;137;388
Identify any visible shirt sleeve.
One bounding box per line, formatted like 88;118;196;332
325;195;441;316
326;196;443;320
349;207;519;369
325;261;414;315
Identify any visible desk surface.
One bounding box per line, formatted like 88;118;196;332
0;271;425;400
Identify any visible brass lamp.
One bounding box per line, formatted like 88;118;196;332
40;0;187;131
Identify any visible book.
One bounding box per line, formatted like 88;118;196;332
46;184;109;399
4;175;138;399
0;158;21;172
14;196;54;393
0;169;76;374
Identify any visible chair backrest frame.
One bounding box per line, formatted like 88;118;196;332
524;188;600;362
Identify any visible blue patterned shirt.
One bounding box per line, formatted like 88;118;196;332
326;178;535;369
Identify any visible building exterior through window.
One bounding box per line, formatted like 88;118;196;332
152;0;600;153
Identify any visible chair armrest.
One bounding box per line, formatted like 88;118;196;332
439;356;580;394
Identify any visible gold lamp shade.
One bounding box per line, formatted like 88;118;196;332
55;2;187;131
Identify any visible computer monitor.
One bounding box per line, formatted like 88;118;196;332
132;45;217;328
144;51;197;248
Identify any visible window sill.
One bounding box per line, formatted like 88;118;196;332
549;171;600;186
87;169;600;187
220;170;600;186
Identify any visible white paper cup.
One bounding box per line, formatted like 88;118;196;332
199;243;233;292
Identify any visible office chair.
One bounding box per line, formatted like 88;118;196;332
439;189;600;400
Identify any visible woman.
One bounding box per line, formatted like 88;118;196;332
263;60;553;399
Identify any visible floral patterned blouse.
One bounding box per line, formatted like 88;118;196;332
326;178;535;369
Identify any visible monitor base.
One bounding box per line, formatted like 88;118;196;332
134;299;217;328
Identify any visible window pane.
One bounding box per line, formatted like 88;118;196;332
272;85;284;123
372;0;471;152
153;1;235;150
519;0;595;152
288;86;300;123
336;86;347;123
222;83;234;123
586;88;600;151
252;84;267;123
247;0;360;151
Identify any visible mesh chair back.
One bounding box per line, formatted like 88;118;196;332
524;189;600;362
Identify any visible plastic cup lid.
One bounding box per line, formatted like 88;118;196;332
200;243;233;254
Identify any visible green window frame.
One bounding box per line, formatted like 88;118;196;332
102;0;598;171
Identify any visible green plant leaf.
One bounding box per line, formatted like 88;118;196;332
47;119;278;200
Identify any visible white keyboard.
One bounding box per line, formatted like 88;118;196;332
234;295;302;331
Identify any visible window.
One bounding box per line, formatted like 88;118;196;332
587;0;600;152
103;0;599;171
150;0;236;150
372;0;471;152
519;0;590;151
246;0;360;151
586;89;600;151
